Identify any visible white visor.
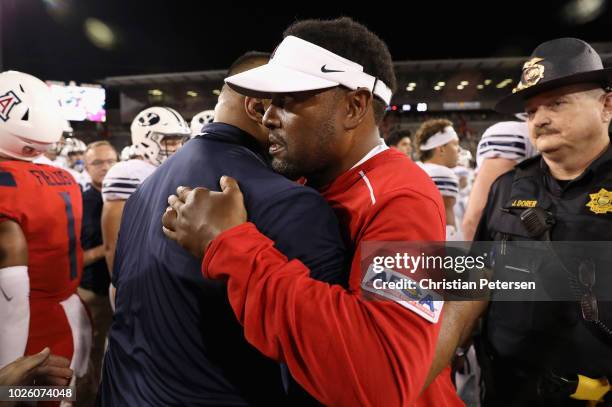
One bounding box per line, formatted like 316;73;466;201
419;126;459;151
225;36;393;105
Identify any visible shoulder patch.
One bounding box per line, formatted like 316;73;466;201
361;264;444;323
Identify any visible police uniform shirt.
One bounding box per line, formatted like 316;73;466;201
475;144;612;242
474;144;612;404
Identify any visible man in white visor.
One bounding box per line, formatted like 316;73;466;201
163;17;462;407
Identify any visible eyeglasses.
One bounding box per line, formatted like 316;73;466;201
578;259;598;322
88;159;117;167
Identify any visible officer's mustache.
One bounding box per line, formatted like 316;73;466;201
534;127;561;137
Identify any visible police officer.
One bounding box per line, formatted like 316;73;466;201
474;38;612;406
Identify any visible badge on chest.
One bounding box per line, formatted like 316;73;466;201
586;188;612;215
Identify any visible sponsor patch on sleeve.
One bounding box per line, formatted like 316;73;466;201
361;264;444;323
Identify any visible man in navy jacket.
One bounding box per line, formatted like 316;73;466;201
97;52;347;406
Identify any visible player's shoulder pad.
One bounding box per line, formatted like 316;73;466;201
425;163;458;179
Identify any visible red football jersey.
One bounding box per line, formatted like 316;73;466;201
202;149;464;406
0;160;83;299
0;160;84;359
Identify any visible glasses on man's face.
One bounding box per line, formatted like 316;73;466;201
89;159;117;167
578;259;598;322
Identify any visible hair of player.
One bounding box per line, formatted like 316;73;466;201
415;118;453;161
385;129;412;147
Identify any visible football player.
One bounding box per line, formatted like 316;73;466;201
189;109;215;138
101;107;190;277
0;71;91;394
415;119;462;240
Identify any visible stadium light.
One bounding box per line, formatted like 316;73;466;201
84;18;116;50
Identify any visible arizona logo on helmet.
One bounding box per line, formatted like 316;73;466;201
0;90;22;122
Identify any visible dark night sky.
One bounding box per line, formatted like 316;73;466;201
2;0;611;83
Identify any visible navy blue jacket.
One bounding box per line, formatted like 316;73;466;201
97;123;347;406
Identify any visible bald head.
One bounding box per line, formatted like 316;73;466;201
227;51;270;77
214;51;271;145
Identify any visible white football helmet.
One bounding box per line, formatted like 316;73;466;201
190;109;215;137
61;137;87;172
47;120;73;155
130;106;190;166
120;145;137;161
0;71;66;161
61;137;86;157
63;120;74;138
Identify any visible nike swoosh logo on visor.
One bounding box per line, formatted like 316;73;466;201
321;65;345;73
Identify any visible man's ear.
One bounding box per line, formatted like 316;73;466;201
343;88;372;130
244;97;267;124
601;91;612;123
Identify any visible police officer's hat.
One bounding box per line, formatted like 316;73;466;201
496;38;612;114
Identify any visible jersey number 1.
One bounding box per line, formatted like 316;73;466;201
59;192;78;281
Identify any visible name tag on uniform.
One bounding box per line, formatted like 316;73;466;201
511;199;537;208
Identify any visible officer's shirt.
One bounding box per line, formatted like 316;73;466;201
474;143;612;383
475;143;612;241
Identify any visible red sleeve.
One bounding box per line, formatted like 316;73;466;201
202;190;457;406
